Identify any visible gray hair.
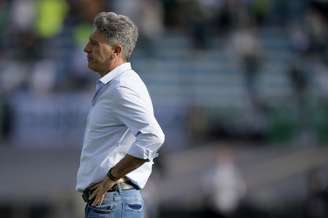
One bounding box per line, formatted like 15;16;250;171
93;12;138;61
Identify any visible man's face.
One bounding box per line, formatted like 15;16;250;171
84;31;114;73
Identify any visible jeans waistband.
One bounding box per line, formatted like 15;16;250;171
82;179;139;203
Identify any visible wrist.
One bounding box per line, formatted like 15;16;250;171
106;168;120;181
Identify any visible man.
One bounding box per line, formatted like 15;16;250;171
76;12;165;218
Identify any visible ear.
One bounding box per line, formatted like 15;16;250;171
113;44;123;57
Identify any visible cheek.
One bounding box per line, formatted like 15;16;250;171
93;48;101;58
96;47;111;62
104;45;113;55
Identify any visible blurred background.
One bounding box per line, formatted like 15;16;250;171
1;0;328;217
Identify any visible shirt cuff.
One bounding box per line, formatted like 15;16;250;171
127;144;159;161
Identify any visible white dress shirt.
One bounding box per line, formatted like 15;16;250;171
76;63;165;192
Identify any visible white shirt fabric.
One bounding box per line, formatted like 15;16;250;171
76;63;165;192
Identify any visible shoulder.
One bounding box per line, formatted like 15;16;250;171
110;70;146;100
119;69;144;86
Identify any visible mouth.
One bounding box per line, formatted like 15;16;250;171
87;56;93;62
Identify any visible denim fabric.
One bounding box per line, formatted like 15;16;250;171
85;189;144;218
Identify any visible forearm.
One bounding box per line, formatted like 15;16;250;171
109;154;147;180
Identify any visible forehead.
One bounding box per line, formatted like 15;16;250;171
90;30;108;43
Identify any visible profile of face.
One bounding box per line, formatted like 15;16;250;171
84;31;120;74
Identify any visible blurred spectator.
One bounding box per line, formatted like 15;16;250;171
110;0;141;23
289;24;310;54
204;148;246;218
0;0;10;59
287;55;313;141
34;0;68;39
0;0;10;39
232;20;264;110
161;0;183;28
249;0;271;26
74;0;106;23
29;60;57;95
111;0;164;54
214;0;234;35
287;57;310;102
7;0;43;62
0;60;29;92
13;30;43;63
303;168;328;218
138;0;164;55
182;0;215;49
11;0;36;32
0;92;13;143
288;23;316;144
186;105;209;145
288;24;311;109
304;3;328;62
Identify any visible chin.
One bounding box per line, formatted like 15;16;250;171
88;64;103;74
88;62;96;71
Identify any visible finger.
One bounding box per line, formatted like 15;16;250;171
99;195;105;205
92;194;104;206
90;188;103;204
89;183;101;190
89;188;99;200
91;191;100;206
91;197;98;206
95;194;105;206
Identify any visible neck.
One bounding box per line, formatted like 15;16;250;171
98;59;126;77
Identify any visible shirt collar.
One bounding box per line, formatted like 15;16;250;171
99;62;132;85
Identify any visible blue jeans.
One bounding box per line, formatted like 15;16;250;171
85;189;144;218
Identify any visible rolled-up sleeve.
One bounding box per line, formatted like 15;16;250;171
112;85;165;161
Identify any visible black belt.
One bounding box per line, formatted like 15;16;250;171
82;179;139;203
